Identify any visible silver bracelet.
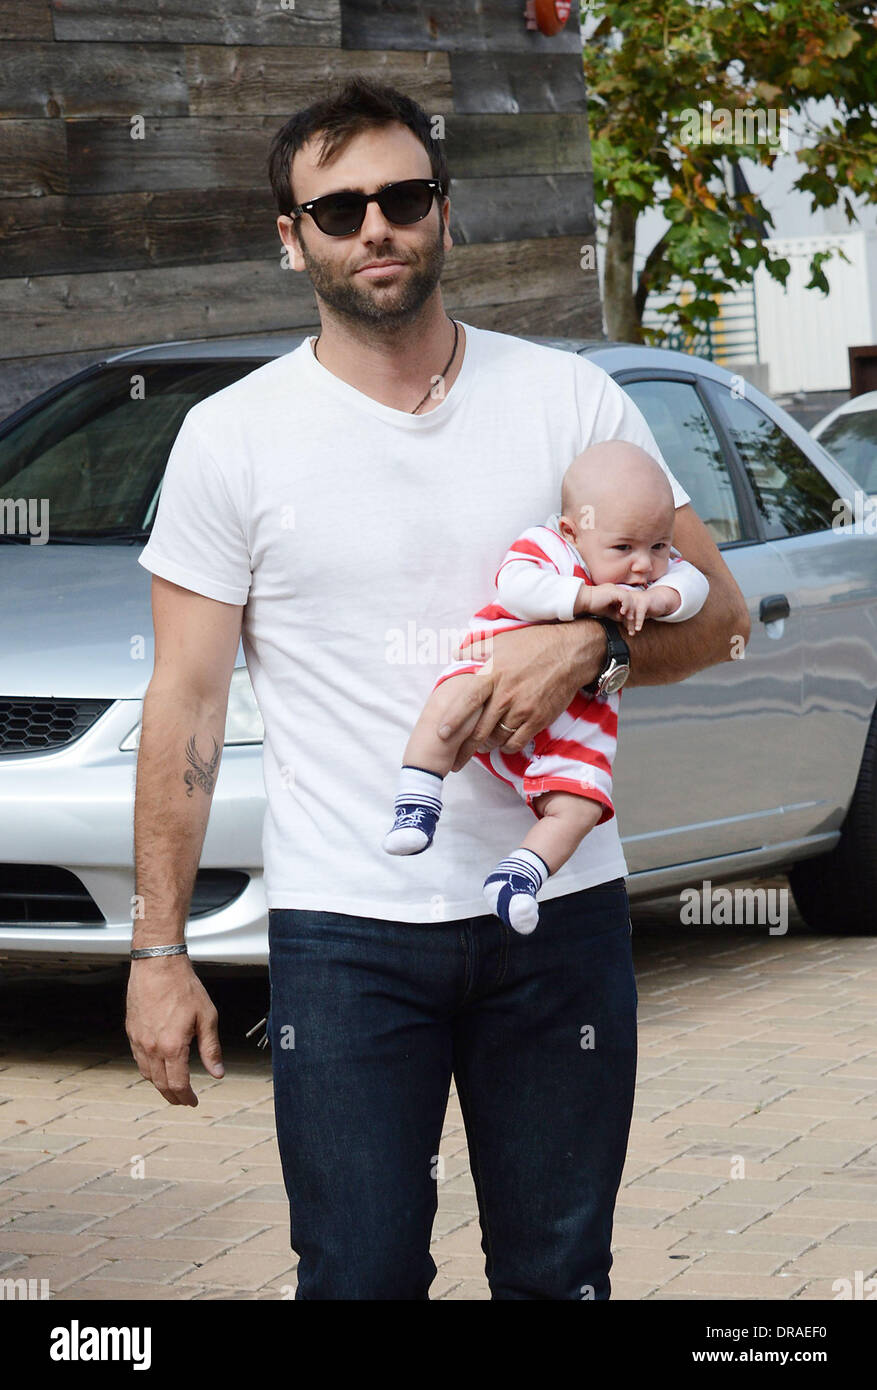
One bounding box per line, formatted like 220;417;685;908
130;943;188;959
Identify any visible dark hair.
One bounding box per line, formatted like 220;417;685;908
267;75;450;217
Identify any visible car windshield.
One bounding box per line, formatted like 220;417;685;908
0;361;263;542
818;410;877;494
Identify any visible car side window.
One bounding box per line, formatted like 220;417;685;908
711;388;840;540
621;378;743;545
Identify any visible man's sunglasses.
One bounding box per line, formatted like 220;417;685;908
288;178;444;237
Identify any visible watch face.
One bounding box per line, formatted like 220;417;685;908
603;665;630;695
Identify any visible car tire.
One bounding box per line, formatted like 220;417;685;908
789;702;877;934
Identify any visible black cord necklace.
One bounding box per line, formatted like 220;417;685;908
313;317;460;414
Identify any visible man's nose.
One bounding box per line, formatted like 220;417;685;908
359;199;398;242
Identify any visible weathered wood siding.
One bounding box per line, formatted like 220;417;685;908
0;0;599;418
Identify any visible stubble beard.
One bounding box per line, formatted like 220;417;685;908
297;221;446;330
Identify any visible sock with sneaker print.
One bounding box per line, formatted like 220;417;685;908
382;765;445;855
482;848;550;935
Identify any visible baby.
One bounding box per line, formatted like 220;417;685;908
382;439;709;934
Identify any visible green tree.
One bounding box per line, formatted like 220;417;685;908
583;0;877;344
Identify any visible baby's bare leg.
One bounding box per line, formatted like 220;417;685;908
402;672;485;776
522;791;605;873
383;673;486;856
482;791;605;935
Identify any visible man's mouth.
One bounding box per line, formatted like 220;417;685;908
356;260;408;278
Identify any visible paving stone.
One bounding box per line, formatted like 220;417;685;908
747;1214;850;1239
429;1274;465;1298
0;1229;107;1256
91;1257;197;1283
823;1221;877;1245
777;1246;877;1278
171;1251;296;1290
163;1214;271;1243
94;1235;229;1262
58;1278;201;1300
662;1202;773;1232
616;1187;698;1212
768;1138;873;1165
0;1251;111;1291
0;1208;105;1234
200;1201;289;1226
0;1190;136;1217
145;1181;258;1209
688;1249;788;1275
647;1271;807;1297
625;1171;726;1196
692;1179;811;1207
79;1207;194;1238
791;1277;861;1299
667;1230;816;1257
441;1278;491;1300
612;1225;697;1251
611;1280;669;1300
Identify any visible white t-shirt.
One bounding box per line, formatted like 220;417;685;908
138;322;690;922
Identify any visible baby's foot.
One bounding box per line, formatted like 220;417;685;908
482;850;549;935
383;801;441;855
383;767;444;855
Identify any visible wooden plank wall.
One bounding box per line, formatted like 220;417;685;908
0;0;600;418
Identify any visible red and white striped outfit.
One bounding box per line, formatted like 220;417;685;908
432;515;708;825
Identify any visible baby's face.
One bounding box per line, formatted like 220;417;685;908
562;496;674;588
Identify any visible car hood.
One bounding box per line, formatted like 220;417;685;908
0;545;157;699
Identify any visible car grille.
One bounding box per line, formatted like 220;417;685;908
0;697;113;754
0;866;250;926
0;865;105;925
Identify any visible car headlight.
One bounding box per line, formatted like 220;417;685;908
119;666;264;750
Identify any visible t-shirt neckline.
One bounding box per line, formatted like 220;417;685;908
298;319;479;428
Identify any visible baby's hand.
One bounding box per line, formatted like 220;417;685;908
574;582;634;618
615;585;680;634
576;582;681;634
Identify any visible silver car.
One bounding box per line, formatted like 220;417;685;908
811;390;877;497
1;335;875;961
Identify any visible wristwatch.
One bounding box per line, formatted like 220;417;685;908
582;615;630;697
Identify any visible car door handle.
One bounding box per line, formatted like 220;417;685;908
759;593;790;623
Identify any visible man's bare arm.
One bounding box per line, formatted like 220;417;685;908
438;504;750;766
617;503;751;686
126;576;243;1107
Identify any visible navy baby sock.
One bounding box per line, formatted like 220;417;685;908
382;765;444;855
483;848;550;935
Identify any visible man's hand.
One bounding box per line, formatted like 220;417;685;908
438;621;606;772
126;954;224;1106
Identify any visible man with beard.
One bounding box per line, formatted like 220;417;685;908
128;76;749;1300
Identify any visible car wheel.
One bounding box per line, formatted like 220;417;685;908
789;702;877;934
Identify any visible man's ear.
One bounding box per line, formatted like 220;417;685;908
277;216;306;271
441;195;453;251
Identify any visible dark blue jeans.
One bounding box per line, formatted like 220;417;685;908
267;877;637;1300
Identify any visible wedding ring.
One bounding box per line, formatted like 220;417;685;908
498;722;517;735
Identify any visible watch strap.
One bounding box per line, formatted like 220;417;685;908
582;615;630;695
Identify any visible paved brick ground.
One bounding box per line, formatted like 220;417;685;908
1;877;875;1301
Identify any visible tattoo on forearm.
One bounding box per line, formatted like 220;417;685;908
183;734;220;797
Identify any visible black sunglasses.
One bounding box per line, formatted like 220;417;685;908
288;178;444;237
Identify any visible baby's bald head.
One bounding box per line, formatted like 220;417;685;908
558;440;677;587
561;440;674;531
